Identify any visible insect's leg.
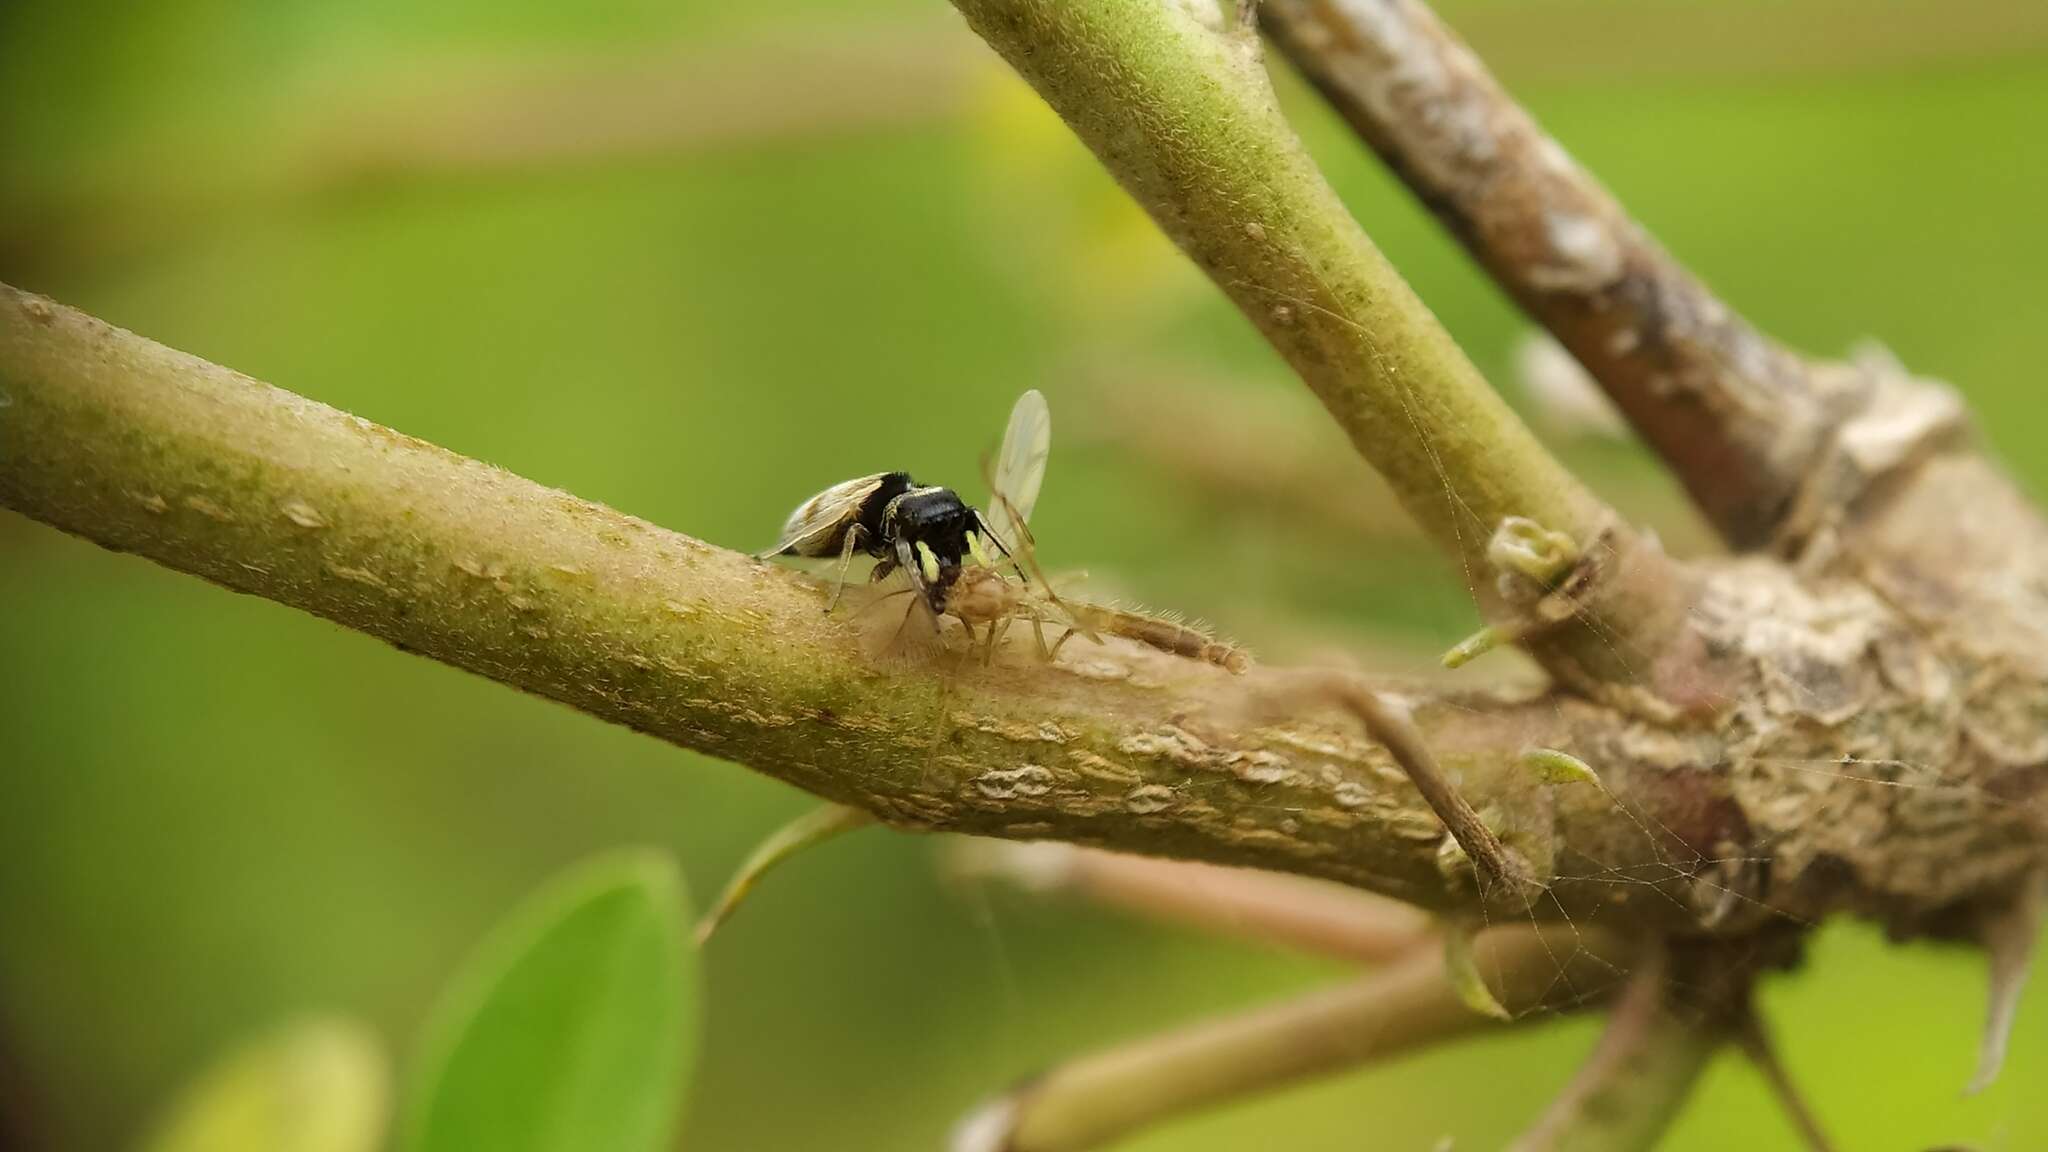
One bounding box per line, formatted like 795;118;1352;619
1048;624;1083;660
975;511;1033;585
1027;617;1051;660
895;536;926;597
825;526;866;614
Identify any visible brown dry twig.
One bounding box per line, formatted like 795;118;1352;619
954;924;1633;1152
948;840;1434;965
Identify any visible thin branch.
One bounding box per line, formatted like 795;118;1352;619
1736;1012;1837;1152
1079;364;1717;557
948;0;1709;702
946;0;1611;598
1305;671;1532;899
947;841;1433;964
0;284;1713;919
1259;0;1836;549
18;0;2044;278
1506;943;1723;1152
955;924;1632;1152
0;18;982;280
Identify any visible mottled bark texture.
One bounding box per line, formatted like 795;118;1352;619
1261;0;1859;550
0;284;1676;921
4;278;2041;937
5;1;2048;1146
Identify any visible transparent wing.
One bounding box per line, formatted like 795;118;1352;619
761;473;888;558
985;389;1050;555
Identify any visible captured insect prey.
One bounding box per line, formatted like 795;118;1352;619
758;391;1047;624
761;389;1247;671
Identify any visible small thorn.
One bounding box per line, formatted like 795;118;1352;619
1444;918;1512;1021
1966;871;2043;1095
694;803;875;946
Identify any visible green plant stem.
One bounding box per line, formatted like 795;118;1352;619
947;0;1608;595
0;283;1694;917
1259;0;1829;548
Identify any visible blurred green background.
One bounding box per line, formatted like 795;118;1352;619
3;0;2045;1148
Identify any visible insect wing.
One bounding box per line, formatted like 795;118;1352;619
763;473;888;558
985;389;1050;555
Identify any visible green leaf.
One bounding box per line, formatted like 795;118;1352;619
403;849;696;1152
141;1016;389;1152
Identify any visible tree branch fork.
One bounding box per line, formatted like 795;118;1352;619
7;0;2048;1147
7;282;2035;942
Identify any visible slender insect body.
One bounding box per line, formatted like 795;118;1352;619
1073;602;1251;673
948;564;1251;674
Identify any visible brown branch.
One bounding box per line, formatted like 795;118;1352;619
1507;943;1723;1152
947;0;1613;592
1737;1012;1838;1152
955;924;1633;1152
948;841;1433;964
0;18;983;279
0;283;1724;920
7;242;2045;944
1079;364;1719;558
1304;671;1533;899
4;286;2037;942
1259;0;1836;548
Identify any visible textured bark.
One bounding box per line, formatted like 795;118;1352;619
948;0;1722;722
8;3;2048;1145
1507;944;1737;1152
948;0;1609;590
5;282;2041;939
0;284;1655;918
1261;0;1841;549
